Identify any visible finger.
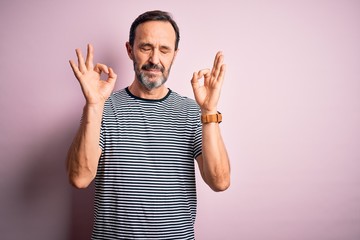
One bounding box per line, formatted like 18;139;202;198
94;63;109;75
76;48;86;73
192;69;208;83
211;51;224;80
191;72;200;89
217;64;226;86
69;60;82;79
85;44;94;70
200;69;211;86
107;67;117;83
197;69;210;79
212;51;223;68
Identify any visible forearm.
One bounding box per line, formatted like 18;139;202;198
67;103;104;188
201;122;230;191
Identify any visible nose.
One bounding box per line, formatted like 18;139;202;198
149;49;160;65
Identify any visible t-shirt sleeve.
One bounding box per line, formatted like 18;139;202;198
193;112;202;159
99;102;108;151
99;121;105;151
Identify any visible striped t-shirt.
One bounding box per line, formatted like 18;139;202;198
92;87;202;240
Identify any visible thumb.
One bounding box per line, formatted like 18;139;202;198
191;69;210;90
107;67;117;84
94;63;109;74
191;72;199;90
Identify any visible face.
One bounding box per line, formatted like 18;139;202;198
127;21;178;90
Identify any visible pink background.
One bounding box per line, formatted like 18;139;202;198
1;0;359;239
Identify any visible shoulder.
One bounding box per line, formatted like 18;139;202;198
109;88;128;100
101;88;129;115
104;88;129;106
169;90;198;107
167;90;200;119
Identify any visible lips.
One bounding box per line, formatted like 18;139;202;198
142;63;164;73
145;69;162;74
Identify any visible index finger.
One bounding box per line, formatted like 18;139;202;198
69;60;82;81
85;43;94;70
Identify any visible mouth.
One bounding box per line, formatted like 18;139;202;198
141;70;162;81
143;70;163;80
142;63;164;73
144;68;161;72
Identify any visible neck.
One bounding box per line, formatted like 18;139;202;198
128;80;168;100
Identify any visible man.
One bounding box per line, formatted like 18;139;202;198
67;10;230;240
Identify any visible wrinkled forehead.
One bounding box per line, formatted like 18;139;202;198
134;21;177;49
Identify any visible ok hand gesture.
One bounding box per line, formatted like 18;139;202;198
191;51;226;114
69;44;117;105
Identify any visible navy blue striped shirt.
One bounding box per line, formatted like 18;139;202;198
92;87;202;239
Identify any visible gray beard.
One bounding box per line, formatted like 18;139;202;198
137;71;167;90
134;62;172;90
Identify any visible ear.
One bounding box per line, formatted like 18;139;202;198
173;48;179;61
125;42;134;60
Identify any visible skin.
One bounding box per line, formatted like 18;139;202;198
67;20;230;191
125;21;178;99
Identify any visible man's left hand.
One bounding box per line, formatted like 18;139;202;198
191;51;226;114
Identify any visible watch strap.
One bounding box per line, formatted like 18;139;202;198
201;112;222;124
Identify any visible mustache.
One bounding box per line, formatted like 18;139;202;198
141;63;164;72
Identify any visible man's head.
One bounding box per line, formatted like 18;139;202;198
129;10;180;51
126;10;180;90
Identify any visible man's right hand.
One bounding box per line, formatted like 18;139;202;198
69;44;117;105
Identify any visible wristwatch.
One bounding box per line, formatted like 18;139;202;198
201;112;222;124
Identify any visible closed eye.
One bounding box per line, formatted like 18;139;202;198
139;43;153;52
160;46;171;54
141;47;151;52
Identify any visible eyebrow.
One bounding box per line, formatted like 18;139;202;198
139;42;173;51
139;43;153;48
